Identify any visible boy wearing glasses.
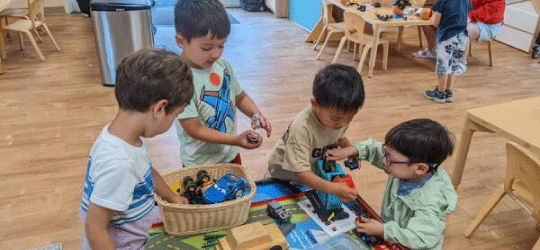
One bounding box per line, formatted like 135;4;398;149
326;118;457;250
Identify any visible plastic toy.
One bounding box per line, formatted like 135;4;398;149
216;221;288;250
202;173;247;204
375;13;391;21
267;201;291;224
344;156;360;170
420;8;432;20
358;5;366;11
182;176;202;204
373;2;381;7
392;0;410;14
248;114;262;143
307;143;358;222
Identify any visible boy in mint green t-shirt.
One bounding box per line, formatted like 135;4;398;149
327;119;457;250
173;0;272;166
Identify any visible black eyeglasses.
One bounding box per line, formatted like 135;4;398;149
383;145;411;167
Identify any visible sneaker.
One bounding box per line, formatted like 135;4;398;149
445;90;454;102
412;49;436;59
424;88;447;103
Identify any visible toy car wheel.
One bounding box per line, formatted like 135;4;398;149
197;170;210;183
234;188;244;199
183;176;197;192
532;45;540;59
269;246;282;250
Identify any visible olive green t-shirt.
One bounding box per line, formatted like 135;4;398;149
268;106;348;179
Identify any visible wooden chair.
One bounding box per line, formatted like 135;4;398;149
332;11;389;73
464;141;540;248
0;0;60;61
313;0;346;60
469;39;494;67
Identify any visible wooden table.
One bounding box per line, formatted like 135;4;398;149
0;0;19;74
451;96;540;189
306;0;432;77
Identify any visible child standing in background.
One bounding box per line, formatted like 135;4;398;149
424;0;472;103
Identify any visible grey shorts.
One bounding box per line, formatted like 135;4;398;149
436;32;469;76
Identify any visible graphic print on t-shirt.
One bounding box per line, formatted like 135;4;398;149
198;68;235;132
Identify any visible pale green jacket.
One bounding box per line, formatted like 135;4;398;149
354;139;458;250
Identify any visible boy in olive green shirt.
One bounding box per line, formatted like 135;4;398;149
327;119;457;250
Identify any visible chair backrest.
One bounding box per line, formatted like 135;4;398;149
27;0;45;27
322;0;335;24
505;141;540;222
410;0;428;8
343;11;366;43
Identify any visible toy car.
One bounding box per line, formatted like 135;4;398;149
202;173;247;204
266;201;291;224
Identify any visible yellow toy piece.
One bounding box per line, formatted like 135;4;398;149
216;221;288;250
169;181;182;195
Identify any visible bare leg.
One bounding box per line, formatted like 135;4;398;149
422;25;438;51
446;74;456;90
437;75;448;91
467;23;480;41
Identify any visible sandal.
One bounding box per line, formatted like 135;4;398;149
412;49;436;59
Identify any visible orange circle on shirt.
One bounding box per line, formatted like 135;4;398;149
210;73;221;86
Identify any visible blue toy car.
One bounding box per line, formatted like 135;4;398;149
202;173;247;204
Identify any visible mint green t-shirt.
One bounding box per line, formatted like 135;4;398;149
176;59;243;167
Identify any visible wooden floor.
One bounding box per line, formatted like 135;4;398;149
1;9;540;249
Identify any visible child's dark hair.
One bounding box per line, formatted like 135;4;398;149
174;0;230;42
385;118;454;173
312;64;365;113
115;48;194;114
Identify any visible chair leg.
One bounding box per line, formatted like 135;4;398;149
352;42;357;60
24;31;45;61
0;29;6;59
397;26;404;51
18;32;24;50
464;185;506;237
33;28;43;43
332;37;347;63
468;40;473;57
487;40;493;67
357;46;370;73
41;23;61;51
382;42;389;71
533;238;540;250
417;26;423;48
316;31;335;60
313;26;327;50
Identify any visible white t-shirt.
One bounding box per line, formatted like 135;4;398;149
80;125;160;249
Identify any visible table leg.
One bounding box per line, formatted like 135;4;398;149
368;25;381;78
305;18;324;43
451;117;493;189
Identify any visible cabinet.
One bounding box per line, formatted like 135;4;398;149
495;0;540;52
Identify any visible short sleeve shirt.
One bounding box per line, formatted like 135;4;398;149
432;0;472;42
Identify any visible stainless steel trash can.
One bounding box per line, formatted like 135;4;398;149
91;0;154;86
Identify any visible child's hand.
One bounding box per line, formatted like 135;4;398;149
356;217;384;237
169;195;188;205
326;146;358;161
252;114;272;137
236;130;263;149
329;182;357;202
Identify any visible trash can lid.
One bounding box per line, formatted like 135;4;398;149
90;0;153;11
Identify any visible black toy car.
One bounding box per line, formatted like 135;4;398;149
267;201;291;224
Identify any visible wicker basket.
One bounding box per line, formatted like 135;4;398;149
156;163;257;236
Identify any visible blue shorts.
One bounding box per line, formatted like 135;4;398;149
436;32;468;76
475;22;503;41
